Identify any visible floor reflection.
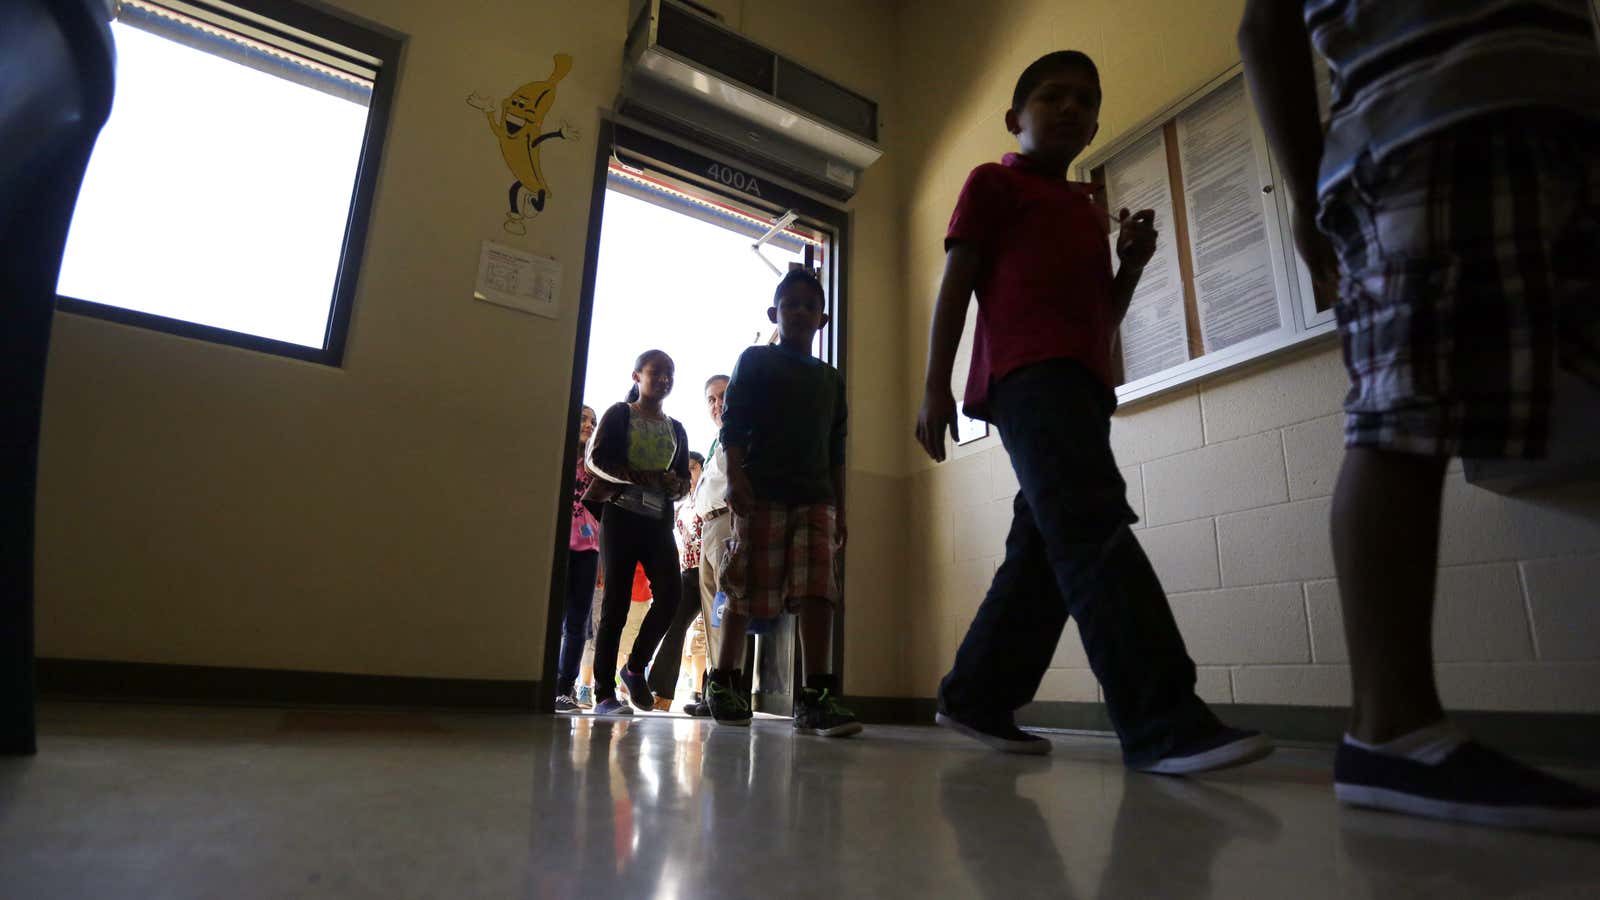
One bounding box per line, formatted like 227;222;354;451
524;717;1595;900
12;704;1599;899
1336;804;1600;897
938;755;1071;899
1097;775;1283;898
938;754;1283;899
531;717;757;899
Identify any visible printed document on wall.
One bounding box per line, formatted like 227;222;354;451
474;240;562;319
1103;128;1188;382
1177;76;1280;352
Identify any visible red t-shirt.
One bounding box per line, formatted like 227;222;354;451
945;152;1114;421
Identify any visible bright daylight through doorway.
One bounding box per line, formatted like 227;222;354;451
584;168;824;454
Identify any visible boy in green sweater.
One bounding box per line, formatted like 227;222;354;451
704;269;859;737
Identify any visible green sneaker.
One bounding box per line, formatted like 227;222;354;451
706;679;751;726
794;688;862;738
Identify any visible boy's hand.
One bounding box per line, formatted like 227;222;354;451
1116;208;1157;269
726;471;756;517
1290;204;1339;298
916;386;959;463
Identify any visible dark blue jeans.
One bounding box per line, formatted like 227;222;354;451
556;548;599;695
939;359;1217;766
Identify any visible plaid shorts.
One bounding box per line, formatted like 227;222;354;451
718;501;839;619
1317;114;1600;458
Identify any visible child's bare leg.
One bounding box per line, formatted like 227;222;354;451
690;651;706;696
714;611;749;673
797;597;834;685
1331;447;1449;743
704;610;752;722
794;596;858;735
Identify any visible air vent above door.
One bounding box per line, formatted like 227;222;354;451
620;0;883;201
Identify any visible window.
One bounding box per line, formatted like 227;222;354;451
55;0;401;365
1076;64;1338;407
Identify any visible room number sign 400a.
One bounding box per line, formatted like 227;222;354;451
706;162;763;197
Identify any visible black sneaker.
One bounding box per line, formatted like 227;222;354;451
553;694;580;714
1335;740;1600;834
1133;726;1273;775
705;679;751;726
935;709;1051;755
682;692;711;718
794;688;863;738
619;667;655;711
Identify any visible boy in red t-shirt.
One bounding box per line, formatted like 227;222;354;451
915;51;1271;773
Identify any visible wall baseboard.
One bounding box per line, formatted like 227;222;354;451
35;662;1599;763
844;695;1600;763
37;659;541;712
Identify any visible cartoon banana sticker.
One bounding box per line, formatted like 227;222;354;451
468;54;579;236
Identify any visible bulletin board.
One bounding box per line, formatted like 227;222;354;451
1079;63;1338;405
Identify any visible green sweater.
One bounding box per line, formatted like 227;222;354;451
719;344;846;504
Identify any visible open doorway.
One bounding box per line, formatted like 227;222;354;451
543;119;849;718
586;163;824;456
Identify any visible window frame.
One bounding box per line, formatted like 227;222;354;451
1075;63;1339;410
54;0;404;367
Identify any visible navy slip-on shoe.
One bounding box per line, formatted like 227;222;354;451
1335;740;1600;834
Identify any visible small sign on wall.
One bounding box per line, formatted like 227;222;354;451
474;240;561;318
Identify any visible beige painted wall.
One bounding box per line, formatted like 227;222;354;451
35;0;909;695
895;0;1600;713
36;0;1600;712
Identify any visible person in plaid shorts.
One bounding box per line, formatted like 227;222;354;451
704;268;860;737
1241;0;1600;832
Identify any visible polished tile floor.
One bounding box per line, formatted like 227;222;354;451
2;702;1597;899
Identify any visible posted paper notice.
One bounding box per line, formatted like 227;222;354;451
474;241;561;319
1176;76;1281;353
1104;129;1189;383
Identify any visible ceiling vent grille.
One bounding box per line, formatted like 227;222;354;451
619;0;883;201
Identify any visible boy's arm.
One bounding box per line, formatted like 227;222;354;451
1238;0;1338;289
831;374;847;547
915;243;982;463
724;445;754;516
1109;209;1156;325
830;464;846;549
720;351;758;516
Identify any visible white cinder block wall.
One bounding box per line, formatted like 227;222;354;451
905;343;1600;713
